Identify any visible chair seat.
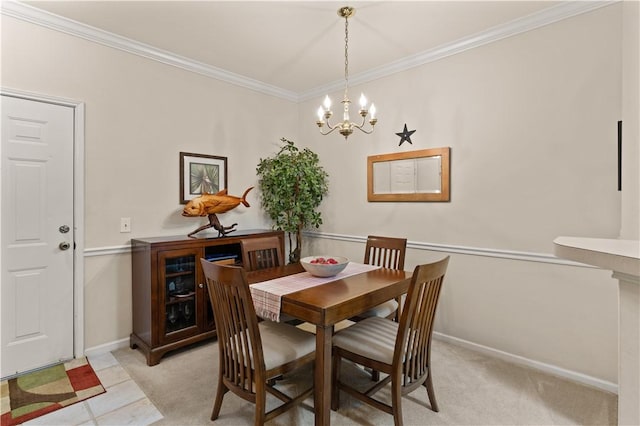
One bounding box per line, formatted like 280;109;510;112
354;299;399;319
259;320;315;370
333;316;398;365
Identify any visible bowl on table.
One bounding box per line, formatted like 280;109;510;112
300;256;349;277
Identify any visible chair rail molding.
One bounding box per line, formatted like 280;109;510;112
305;231;594;268
86;233;597;268
84;245;131;257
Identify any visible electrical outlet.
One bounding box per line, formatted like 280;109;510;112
120;217;131;233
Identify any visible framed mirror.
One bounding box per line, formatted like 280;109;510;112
367;147;450;202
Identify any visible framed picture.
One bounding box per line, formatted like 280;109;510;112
179;152;228;204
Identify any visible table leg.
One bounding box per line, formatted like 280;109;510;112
315;324;333;426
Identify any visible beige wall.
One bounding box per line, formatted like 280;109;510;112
2;2;634;386
621;0;640;240
1;15;298;248
1;15;299;348
299;4;624;384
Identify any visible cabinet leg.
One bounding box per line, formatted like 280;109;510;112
147;352;161;366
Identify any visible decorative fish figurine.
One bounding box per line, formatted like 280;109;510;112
182;187;253;237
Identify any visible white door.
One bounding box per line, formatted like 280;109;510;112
1;95;75;378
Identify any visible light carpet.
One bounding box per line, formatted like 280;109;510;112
112;339;616;425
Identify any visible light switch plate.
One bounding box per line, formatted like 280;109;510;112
120;217;131;233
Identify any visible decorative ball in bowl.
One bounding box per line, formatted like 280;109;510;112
300;256;349;278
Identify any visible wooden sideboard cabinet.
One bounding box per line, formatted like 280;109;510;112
130;229;285;365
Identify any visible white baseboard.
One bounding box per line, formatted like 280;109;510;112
84;337;130;358
88;332;618;395
433;332;618;395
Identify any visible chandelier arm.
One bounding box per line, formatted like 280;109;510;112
319;126;340;136
325;118;337;130
318;117;339;135
352;123;375;135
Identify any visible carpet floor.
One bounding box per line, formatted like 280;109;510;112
112;339;616;426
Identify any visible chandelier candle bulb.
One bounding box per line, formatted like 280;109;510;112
359;93;367;109
323;95;331;110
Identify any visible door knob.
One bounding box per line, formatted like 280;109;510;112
59;225;70;233
199;283;204;288
59;242;70;250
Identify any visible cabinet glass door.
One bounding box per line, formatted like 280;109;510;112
160;250;198;340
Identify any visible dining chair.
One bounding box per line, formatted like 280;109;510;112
200;259;315;425
241;236;302;325
352;235;407;322
241;236;284;272
331;256;450;426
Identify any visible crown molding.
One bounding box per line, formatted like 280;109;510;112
1;1;299;102
299;0;618;101
3;0;617;103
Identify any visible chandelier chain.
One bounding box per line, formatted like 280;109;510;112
344;15;349;98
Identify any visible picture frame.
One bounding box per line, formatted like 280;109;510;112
367;147;450;202
179;152;228;204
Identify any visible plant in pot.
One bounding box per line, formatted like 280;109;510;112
256;138;329;263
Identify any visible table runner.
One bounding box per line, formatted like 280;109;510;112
250;262;380;322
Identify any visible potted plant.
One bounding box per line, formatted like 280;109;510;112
256;138;329;263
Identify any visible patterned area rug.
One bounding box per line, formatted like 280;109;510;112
1;357;105;426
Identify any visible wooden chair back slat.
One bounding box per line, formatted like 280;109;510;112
201;260;264;399
364;235;407;270
241;236;284;271
395;258;448;388
357;235;408;323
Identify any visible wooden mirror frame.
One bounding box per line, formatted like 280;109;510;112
367;147;450;202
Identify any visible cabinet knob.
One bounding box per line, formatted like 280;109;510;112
199;283;204;288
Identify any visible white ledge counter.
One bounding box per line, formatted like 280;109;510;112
554;237;640;276
554;237;640;426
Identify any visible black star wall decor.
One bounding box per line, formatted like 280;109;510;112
395;124;416;146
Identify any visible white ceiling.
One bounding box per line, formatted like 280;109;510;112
22;1;561;94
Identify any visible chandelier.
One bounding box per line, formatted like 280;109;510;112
316;6;377;140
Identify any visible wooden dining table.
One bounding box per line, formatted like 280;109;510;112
246;262;412;426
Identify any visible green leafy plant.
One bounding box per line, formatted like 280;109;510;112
256;138;329;263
